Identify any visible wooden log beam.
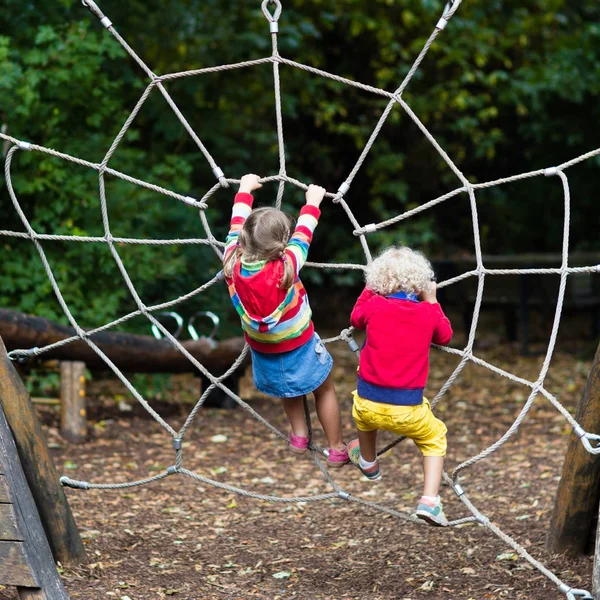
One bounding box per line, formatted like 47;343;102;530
547;341;600;555
0;308;248;374
0;336;86;565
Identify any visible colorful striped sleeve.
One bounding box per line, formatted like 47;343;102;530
284;204;321;277
223;192;254;263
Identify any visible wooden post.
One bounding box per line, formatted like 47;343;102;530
547;341;600;555
594;502;600;599
59;362;87;444
0;336;85;565
0;401;69;599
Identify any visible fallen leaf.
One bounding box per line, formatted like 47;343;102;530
496;551;519;561
260;476;276;484
272;571;291;579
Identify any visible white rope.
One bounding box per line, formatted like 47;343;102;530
3;1;599;597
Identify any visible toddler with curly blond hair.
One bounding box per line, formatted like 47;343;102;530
347;246;453;526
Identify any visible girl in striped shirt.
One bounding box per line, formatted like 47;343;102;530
223;174;348;467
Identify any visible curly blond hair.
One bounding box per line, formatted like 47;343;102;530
365;246;434;296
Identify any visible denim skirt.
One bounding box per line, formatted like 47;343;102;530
250;333;333;398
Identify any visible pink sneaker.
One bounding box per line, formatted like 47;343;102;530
326;446;349;468
289;432;309;455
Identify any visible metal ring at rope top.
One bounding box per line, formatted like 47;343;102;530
261;0;282;22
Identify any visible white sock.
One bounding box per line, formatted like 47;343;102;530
421;495;440;505
359;455;378;469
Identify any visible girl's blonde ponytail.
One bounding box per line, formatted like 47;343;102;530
222;245;241;279
279;254;296;289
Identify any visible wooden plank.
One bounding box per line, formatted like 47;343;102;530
0;504;22;541
0;393;70;598
0;541;37;587
0;336;85;565
18;588;49;600
31;398;60;406
0;475;12;503
59;362;87;444
547;341;600;555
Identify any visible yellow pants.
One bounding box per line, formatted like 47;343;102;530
352;392;447;457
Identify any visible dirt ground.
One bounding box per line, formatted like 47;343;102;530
1;316;598;600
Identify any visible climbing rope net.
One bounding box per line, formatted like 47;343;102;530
2;0;600;597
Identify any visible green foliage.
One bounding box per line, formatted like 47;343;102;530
24;369;60;398
1;0;599;331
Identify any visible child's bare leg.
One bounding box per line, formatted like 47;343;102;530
357;429;378;462
281;396;309;438
422;456;444;498
416;455;447;526
313;374;345;451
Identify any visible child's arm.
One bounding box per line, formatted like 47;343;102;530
283;184;326;277
432;306;453;345
223;174;262;263
350;286;378;330
421;283;453;345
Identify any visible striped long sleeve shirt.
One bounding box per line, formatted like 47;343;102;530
223;192;320;353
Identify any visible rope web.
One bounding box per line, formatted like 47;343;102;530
2;0;600;597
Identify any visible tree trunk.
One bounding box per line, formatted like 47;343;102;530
546;341;600;555
0;308;247;374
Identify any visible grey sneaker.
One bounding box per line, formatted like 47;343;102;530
415;497;448;527
347;439;382;481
